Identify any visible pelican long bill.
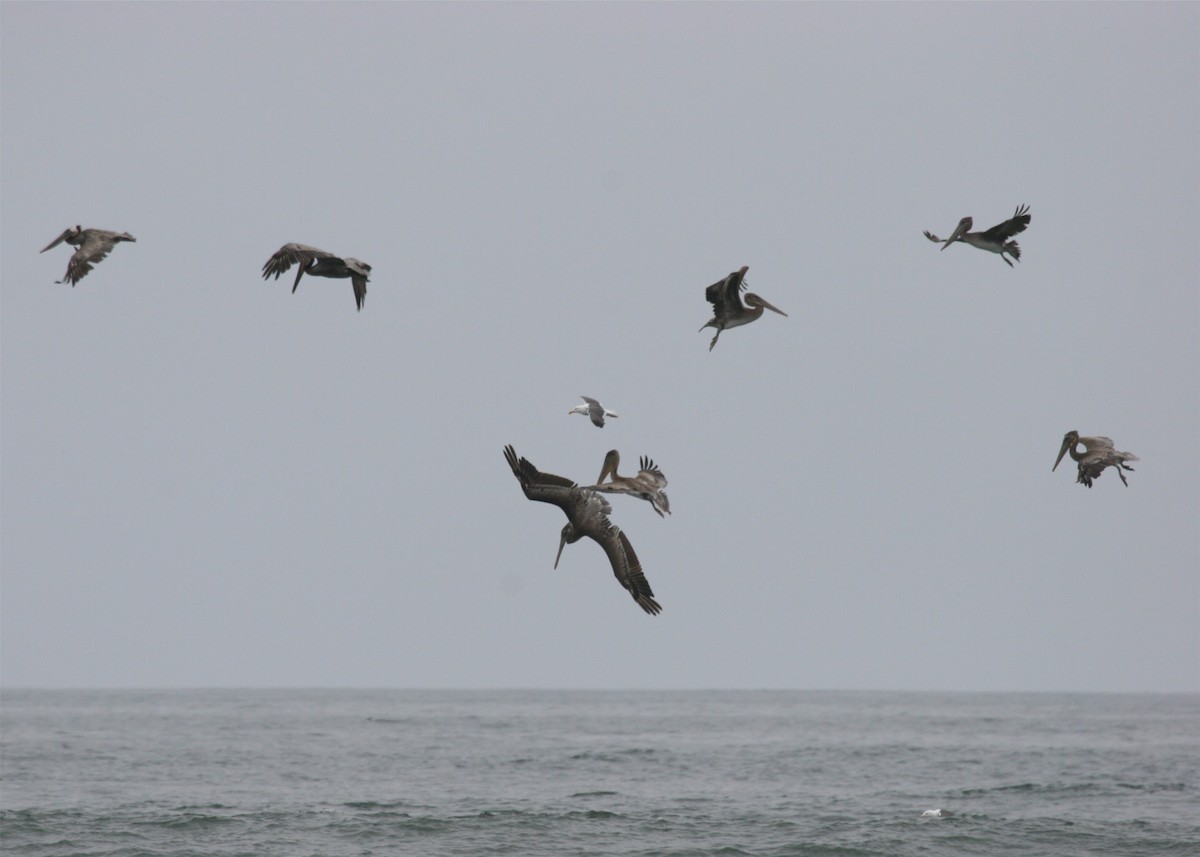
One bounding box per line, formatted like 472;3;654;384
942;219;970;250
1052;435;1073;471
754;296;788;317
554;532;568;569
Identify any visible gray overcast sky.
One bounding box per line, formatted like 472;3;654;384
2;3;1196;692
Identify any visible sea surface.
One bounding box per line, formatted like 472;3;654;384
1;689;1197;856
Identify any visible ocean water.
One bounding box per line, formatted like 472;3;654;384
1;690;1196;856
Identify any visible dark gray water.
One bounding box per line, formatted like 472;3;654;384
2;689;1197;856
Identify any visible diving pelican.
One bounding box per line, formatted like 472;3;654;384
40;226;136;286
568;396;619;428
1053;431;1139;488
923;204;1031;267
589;450;671;518
700;265;788;351
503;445;661;615
261;243;372;311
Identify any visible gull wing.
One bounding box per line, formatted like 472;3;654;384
580;396;606;427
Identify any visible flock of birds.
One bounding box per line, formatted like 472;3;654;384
39;205;1139;616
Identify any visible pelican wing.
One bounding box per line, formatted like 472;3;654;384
504;444;577;507
59;233;119;285
261;243;336;281
595;527;661;615
704;268;748;323
981;204;1031;243
60;251;99;285
1075;461;1102;487
1080;436;1116;452
922;230;944;243
589;482;670;518
589;482;637;497
637;456;668;490
350;271;368;311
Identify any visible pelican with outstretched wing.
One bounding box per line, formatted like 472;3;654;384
589;450;671;518
261;243;372;311
1053;431;1139;488
503;445;661;615
700;265;788;351
41;226;136;286
568;396;619;428
924;205;1031;267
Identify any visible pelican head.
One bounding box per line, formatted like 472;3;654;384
40;225;83;253
597;449;620;483
554;522;583;568
942;217;972;250
117;232;136;242
745;293;788;316
1053;430;1081;471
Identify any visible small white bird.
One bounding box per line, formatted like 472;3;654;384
568;396;619;428
920;809;954;818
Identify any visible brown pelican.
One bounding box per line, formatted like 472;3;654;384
923;204;1031;267
589;450;671;518
261;243;372;311
568;396;619;428
700;265;788;351
503;445;661;615
40;226;136;286
1053;431;1139;488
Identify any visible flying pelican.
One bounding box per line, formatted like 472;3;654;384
503;445;661;615
923;204;1031;267
1053;431;1139;488
40;226;136;286
261;243;372;311
700;265;788;351
568;396;619;428
589;450;671;518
